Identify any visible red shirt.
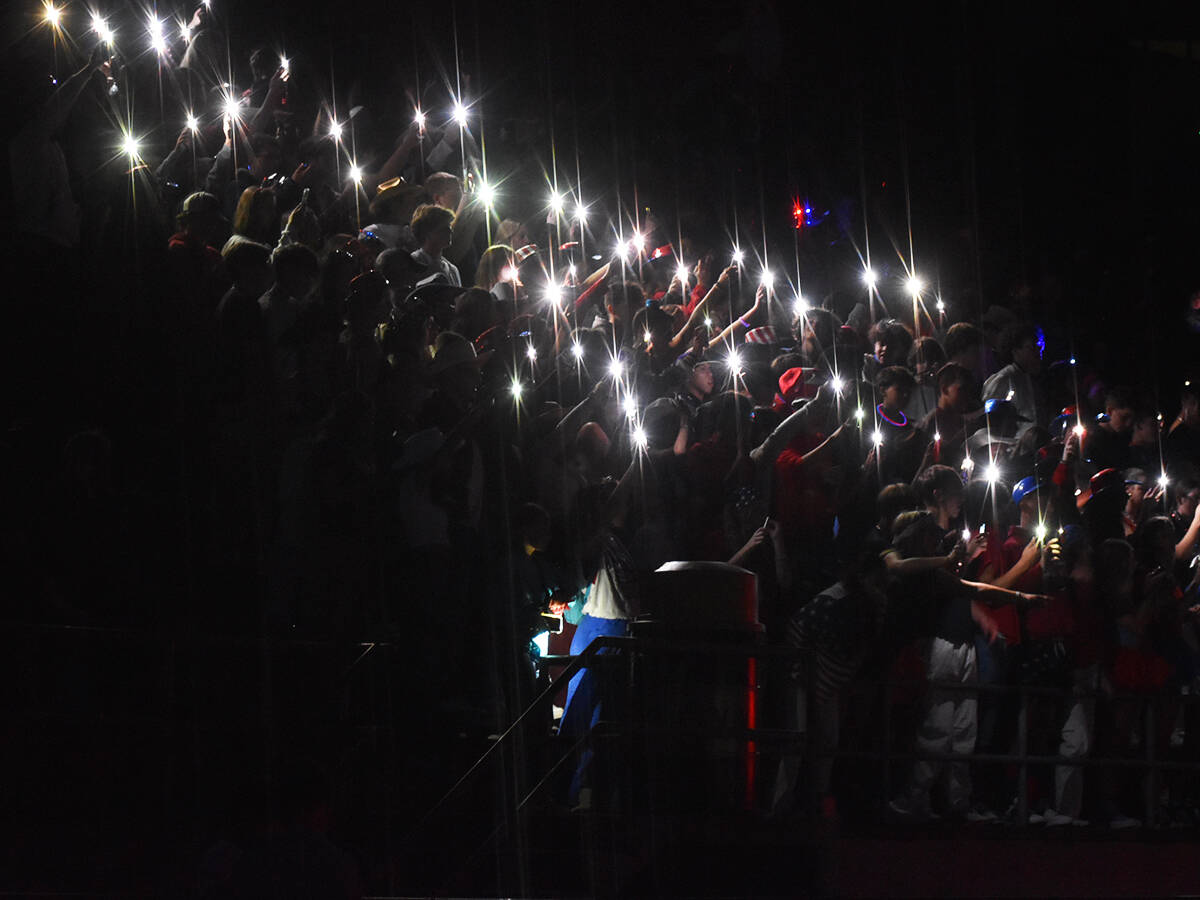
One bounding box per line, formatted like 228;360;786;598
681;281;710;318
774;432;837;544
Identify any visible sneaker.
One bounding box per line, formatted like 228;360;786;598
1046;811;1089;827
887;798;937;823
1028;811;1047;825
571;787;593;812
965;804;998;823
1109;814;1142;830
998;798;1021;825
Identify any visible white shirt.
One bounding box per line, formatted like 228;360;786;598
581;563;629;620
411;248;462;287
982;362;1040;437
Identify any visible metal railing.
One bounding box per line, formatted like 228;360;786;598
9;617;1194;832
484;637;1200;830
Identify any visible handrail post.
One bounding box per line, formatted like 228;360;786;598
1016;685;1028;827
1144;700;1156;827
882;681;892;817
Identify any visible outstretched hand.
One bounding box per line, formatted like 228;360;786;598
971;601;1002;644
966;533;987;559
291;162;314;185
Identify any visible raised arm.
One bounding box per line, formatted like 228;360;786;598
372;124;423;187
883;547;959;575
34;55;104;138
550;378;610;448
962;579;1048;609
1175;503;1200;561
748;381;836;466
668;265;737;348
248;69;287;136
988;537;1042;589
707;282;766;348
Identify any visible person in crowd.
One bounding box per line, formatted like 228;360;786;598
168;190;227;286
917;363;979;471
20;33;1200;863
1166;384;1200;467
1083;387;1136;473
864;318;914;384
864;365;924;488
795;307;844;368
259;243;320;418
360;177;426;251
424;171;464;212
943;322;985;378
982;322;1046;436
1126;409;1164;472
475;244;517;302
215;238;273;401
773;548;890;821
886;505;1042;823
905;336;946;422
409;203;461;286
228;185;280;247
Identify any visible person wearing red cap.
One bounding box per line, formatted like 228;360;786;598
773;366;816;412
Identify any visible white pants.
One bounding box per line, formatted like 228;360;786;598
907;637;978;813
1054;664;1099;818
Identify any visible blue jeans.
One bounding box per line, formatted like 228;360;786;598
558;614;627;803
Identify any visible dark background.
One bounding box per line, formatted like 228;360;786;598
342;0;1178;392
7;0;1200;388
3;0;1200;894
202;0;1200;387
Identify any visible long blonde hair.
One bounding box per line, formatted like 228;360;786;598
475;244;515;289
